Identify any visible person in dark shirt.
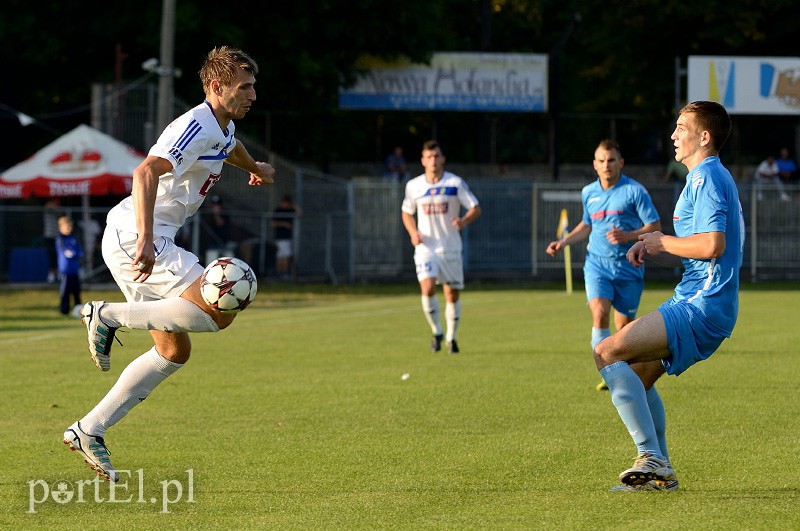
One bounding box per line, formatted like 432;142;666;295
383;145;410;180
271;194;301;280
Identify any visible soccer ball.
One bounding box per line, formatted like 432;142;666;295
200;257;257;313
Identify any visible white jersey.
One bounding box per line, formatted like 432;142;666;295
402;171;479;254
106;101;236;239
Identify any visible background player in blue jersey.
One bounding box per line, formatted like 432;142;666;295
546;139;661;391
595;101;744;492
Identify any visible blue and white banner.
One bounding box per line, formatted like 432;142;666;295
339;53;548;112
688;56;800;115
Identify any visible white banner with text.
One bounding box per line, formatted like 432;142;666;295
339;53;548;112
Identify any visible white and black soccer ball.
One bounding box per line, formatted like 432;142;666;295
200;257;258;313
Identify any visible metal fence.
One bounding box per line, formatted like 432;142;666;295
3;173;799;284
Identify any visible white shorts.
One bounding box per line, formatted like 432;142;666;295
414;250;464;290
102;229;203;303
275;239;293;259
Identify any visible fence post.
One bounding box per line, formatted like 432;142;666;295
347;181;355;284
749;185;758;281
531;183;539;276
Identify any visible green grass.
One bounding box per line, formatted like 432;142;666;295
1;281;799;529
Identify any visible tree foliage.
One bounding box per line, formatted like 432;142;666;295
1;0;798;169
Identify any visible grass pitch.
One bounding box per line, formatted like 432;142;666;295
1;281;799;529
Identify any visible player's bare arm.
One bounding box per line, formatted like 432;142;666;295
641;230;725;260
402;211;422;246
606;220;661;245
626;240;679;268
546;221;591;256
451;205;482;230
225;142;275;185
131;155;172;281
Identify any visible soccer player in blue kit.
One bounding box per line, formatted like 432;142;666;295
547;139;661;391
595;101;744;492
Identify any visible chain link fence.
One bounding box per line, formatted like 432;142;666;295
4;82;798;284
3;177;799;285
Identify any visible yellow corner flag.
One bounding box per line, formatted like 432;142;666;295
557;209;573;295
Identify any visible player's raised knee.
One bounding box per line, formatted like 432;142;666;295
593;336;618;368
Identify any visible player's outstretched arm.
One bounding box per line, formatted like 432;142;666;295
226;142;275;185
547;221;591;256
642;231;725;261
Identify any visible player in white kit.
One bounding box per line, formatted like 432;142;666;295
402;140;481;354
63;46;274;481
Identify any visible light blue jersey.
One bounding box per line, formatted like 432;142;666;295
670;156;744;336
581;174;660;278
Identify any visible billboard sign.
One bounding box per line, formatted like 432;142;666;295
339;52;548;112
688;56;800;115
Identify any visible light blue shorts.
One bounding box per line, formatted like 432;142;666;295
658;299;727;376
583;257;643;318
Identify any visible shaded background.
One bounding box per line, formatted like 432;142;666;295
2;0;799;173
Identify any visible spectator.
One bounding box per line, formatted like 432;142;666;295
383;145;410;181
662;159;688;182
271;194;302;280
55;215;84;316
754;154;790;201
776;147;797;183
78;216;103;270
205;195;235;262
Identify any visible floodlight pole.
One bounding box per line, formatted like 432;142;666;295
156;0;176;133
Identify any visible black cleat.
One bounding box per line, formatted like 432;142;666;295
447;340;459;354
430;334;444;352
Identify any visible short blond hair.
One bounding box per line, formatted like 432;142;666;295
199;46;258;95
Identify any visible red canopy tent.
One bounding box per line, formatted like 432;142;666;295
0;124;145;279
0;124;144;199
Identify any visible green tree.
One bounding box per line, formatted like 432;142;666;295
2;0;799;170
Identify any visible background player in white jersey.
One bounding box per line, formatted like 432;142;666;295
402;140;481;354
546;139;660;391
63;46;275;481
596;101;743;492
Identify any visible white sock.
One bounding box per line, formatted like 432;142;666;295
445;300;461;342
80;347;183;437
421;295;442;335
99;298;219;333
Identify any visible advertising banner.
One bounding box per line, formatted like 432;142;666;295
688;56;800;115
339;53;548;112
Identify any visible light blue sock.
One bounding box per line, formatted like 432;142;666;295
646;386;668;462
599;361;664;459
591;327;611;350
